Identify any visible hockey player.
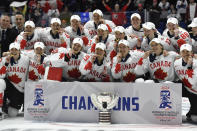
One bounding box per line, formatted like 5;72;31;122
140;22;171;51
64;15;90;52
79;42;111;82
134;38;179;83
42;18;70;54
174;44;197;123
22;42;46;81
15;20;42;50
44;38;86;81
188;18;197;53
163;17;190;52
1;42;29;117
84;9;116;38
88;24;115;54
111;40;144;82
125;13;144;40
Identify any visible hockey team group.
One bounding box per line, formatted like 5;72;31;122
0;9;197;123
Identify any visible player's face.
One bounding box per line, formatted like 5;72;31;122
143;28;153;37
97;29;104;36
51;23;61;32
131;17;141;28
34;47;44;55
72;43;82;54
15;15;24;28
150;42;163;54
71;19;79;29
95;48;105;58
118;43;129;56
93;13;101;22
180;50;192;60
115;31;124;39
167;23;177;32
25;25;34;34
192;27;197;34
10;48;20;55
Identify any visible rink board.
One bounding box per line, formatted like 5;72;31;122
24;81;182;124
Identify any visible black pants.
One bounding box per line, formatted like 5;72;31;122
3;78;24;111
182;86;197;117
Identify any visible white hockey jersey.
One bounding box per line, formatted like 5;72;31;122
162;27;191;52
15;28;43;50
45;49;87;81
84;20;116;38
42;27;71;55
125;25;144;40
0;54;29;92
134;51;179;82
21;50;46;81
174;57;197;94
79;54;111;82
111;50;144;82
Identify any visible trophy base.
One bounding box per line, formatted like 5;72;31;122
99;111;111;124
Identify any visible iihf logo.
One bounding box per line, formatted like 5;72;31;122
159;87;172;109
33;88;44;106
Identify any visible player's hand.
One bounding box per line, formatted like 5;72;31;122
163;50;169;57
2;52;10;57
23;32;29;39
5;55;11;63
117;53;122;63
143;50;152;59
91;54;98;63
68;49;73;57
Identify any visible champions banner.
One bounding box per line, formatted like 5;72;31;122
24;81;182;124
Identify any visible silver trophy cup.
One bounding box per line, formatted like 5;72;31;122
91;92;119;124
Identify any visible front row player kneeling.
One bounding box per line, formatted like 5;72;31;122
0;43;29;117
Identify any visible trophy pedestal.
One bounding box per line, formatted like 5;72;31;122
99;111;111;124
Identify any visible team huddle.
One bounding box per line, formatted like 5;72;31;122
0;9;197;122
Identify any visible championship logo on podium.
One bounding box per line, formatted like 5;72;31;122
91;92;119;124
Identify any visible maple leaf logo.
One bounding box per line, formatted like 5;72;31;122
68;68;81;79
8;73;22;84
20;39;27;49
110;50;117;61
186;69;193;78
177;39;186;48
37;65;45;75
84;61;92;70
59;53;65;59
115;63;121;73
182;77;192;89
82;36;89;46
29;70;38;80
154;68;167;80
91;43;96;53
123;71;136;82
86;78;96;82
0;66;6;75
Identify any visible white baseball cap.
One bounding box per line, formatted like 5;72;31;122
9;42;20;50
118;39;129;47
188;18;197;27
95;42;106;50
72;38;83;46
180;44;192;52
131;13;141;20
98;24;108;31
51;18;61;25
25;21;35;28
114;26;125;33
150;38;161;45
70;15;81;22
34;42;45;49
167;17;178;25
142;22;155;30
93;9;103;17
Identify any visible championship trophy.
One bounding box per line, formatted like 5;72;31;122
91;92;119;124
